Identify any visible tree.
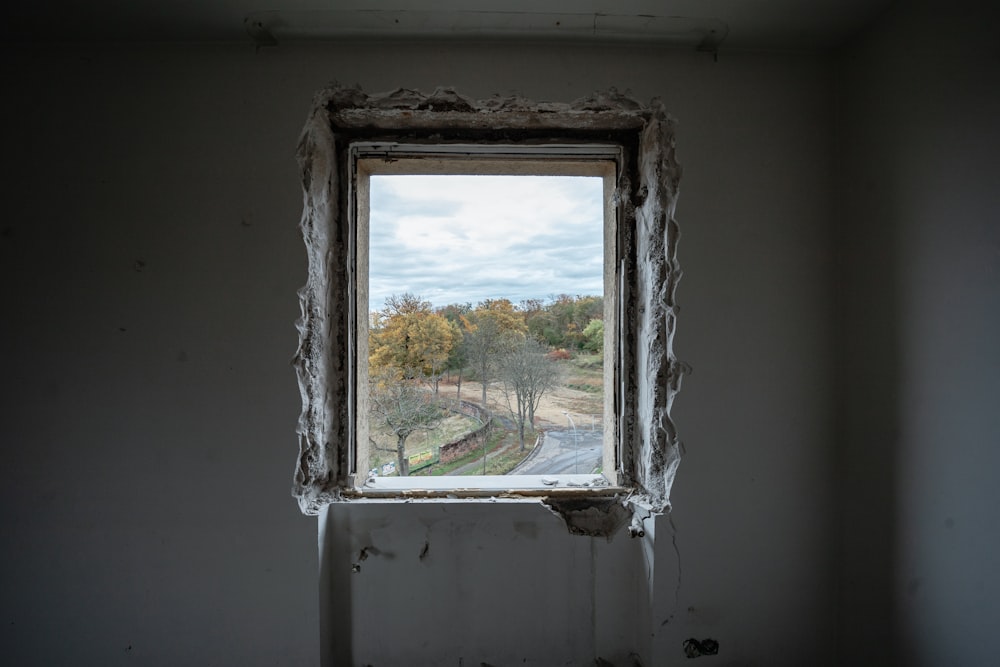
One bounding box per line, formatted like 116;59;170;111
476;298;527;334
449;319;470;401
522;294;603;349
435;319;465;395
582;318;604;353
435;303;473;400
369;371;445;476
464;299;527;405
369;293;460;394
463;316;502;406
498;338;559;450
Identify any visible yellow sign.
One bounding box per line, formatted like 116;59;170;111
409;450;433;466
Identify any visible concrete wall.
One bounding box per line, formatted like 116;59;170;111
836;3;1000;665
0;43;320;667
1;40;839;665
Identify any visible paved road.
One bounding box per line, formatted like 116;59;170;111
514;429;603;475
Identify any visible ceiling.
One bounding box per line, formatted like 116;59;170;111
4;0;891;51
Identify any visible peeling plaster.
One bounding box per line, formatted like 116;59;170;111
293;84;685;515
542;496;633;539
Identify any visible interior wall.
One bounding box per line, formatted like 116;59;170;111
836;3;1000;665
0;43;320;667
0;40;837;665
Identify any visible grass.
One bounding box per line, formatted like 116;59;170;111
484;434;537;474
412;426;535;476
412;428;501;476
563;355;603;386
368;411;483;472
572;353;604;369
555;355;604;415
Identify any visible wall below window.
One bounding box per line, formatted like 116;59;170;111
1;7;993;663
321;501;653;665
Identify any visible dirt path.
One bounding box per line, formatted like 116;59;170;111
437;374;602;429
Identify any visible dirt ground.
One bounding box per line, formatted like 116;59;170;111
437;369;603;430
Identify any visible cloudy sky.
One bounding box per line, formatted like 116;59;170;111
369;175;604;312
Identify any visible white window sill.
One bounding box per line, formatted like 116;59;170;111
348;474;627;499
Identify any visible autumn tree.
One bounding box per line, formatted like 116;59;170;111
436;302;472;325
498;337;559;450
369;293;461;394
369;370;445;477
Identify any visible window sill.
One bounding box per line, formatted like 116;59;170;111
347;474;628;499
335;475;643;539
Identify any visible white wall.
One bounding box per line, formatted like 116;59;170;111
0;41;839;665
837;3;1000;665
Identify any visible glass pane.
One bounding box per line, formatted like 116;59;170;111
366;174;605;478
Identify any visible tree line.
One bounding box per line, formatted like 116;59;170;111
367;293;603;475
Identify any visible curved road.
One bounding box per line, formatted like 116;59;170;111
514;429;602;475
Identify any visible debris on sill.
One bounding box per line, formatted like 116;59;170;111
541;475;608;488
565;476;609;488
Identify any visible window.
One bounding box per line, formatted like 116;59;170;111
358;157;616;488
293;86;684;514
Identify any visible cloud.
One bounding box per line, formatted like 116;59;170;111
368;175;604;310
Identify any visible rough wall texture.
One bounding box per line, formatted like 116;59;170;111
633;109;686;508
293;99;346;512
294;84;684;513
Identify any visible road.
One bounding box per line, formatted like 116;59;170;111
513;428;603;475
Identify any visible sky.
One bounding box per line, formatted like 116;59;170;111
369;174;604;312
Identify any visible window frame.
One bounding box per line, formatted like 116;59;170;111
293;86;684;515
355;150;619;490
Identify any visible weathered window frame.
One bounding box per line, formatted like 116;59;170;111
355;152;619;488
293;86;684;515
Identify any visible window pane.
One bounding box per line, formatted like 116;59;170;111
365;174;606;478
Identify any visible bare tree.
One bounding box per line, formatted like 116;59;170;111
462;300;527;406
463;316;506;406
369;372;444;476
498;338;559;450
450;338;468;402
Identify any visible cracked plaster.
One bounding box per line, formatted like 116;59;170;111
293;84;685;517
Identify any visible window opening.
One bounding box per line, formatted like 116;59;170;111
293;86;684;513
360;171;612;482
